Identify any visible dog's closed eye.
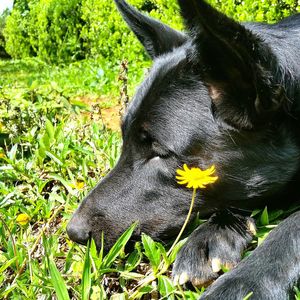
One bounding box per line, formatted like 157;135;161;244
140;129;171;159
152;141;170;158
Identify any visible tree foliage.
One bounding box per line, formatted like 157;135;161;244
0;9;11;58
3;0;300;63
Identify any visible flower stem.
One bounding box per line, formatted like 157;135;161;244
129;188;198;298
167;187;197;256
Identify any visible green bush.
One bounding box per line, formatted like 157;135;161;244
3;0;182;64
6;0;298;61
208;0;299;22
4;0;85;61
3;0;300;77
0;9;10;58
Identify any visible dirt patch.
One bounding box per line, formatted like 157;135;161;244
75;95;122;132
101;105;121;132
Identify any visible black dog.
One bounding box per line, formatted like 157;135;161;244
67;0;300;298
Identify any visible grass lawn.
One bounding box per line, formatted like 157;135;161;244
0;58;299;299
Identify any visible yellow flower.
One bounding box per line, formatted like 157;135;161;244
70;181;85;190
176;164;218;189
16;213;30;226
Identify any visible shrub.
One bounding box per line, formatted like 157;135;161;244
3;0;300;81
0;9;10;58
4;0;34;58
4;0;86;62
208;0;300;22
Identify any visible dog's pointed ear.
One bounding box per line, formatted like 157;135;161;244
178;0;283;128
114;0;188;59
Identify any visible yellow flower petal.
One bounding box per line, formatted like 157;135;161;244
176;164;218;189
70;181;85;190
176;169;187;176
16;213;30;226
177;180;189;185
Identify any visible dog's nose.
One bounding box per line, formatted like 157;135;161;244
66;214;90;245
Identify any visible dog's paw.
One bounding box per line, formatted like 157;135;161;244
172;211;255;287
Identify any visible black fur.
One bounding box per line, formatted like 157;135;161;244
200;211;300;299
67;0;300;298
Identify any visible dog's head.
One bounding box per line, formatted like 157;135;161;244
67;0;300;249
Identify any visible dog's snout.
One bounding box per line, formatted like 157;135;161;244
67;214;90;245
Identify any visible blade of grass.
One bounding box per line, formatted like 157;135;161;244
0;257;18;273
48;259;70;300
82;240;92;300
243;292;253;300
102;222;137;268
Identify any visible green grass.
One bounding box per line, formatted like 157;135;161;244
0;57;147;100
0;57;299;299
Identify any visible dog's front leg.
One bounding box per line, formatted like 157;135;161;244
172;210;256;286
198;210;300;300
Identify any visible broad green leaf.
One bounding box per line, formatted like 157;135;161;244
102;222;137;268
7;144;18;161
158;275;175;297
141;234;161;272
168;237;188;264
48;259;70;300
54;121;65;140
61;139;70;160
156;242;170;269
42;133;50;150
48;174;75;195
37;179;51;193
118;271;144;280
260;206;269;225
250;209;261;217
134;285;154;298
37;144;46;162
124;246;142;272
45;119;55;141
45;151;63;166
